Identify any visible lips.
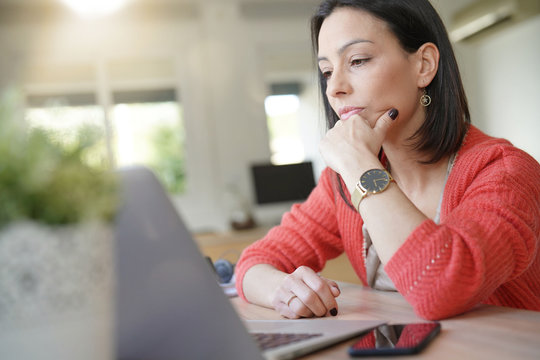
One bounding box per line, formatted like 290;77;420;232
338;106;364;120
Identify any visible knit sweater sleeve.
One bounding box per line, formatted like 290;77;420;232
385;132;540;320
235;168;344;301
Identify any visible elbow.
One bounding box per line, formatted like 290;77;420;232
413;305;466;321
408;294;475;320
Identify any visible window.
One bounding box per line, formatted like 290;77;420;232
111;89;185;194
264;82;304;165
25;88;186;194
25;93;110;169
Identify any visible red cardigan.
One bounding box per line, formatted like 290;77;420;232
235;126;540;320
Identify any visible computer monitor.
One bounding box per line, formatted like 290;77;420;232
250;161;316;205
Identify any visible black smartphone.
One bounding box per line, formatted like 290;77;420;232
348;322;441;357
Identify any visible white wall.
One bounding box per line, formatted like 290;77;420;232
431;0;540;162
470;15;540;161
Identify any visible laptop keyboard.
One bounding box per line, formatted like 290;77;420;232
252;332;323;351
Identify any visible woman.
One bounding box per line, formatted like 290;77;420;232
235;0;540;320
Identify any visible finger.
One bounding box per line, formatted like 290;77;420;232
273;277;315;318
296;271;338;317
324;278;341;297
302;275;339;317
283;268;327;317
272;288;303;319
288;279;325;317
273;286;296;308
275;298;302;319
373;108;398;135
287;295;315;318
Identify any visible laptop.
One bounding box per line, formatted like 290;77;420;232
114;166;384;360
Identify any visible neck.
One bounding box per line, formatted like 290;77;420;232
382;141;450;197
381;106;453;195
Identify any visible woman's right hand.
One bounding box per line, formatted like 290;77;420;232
271;266;341;319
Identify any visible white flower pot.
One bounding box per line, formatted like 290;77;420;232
0;221;115;360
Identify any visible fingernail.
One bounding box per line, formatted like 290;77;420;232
388;108;398;120
330;308;338;316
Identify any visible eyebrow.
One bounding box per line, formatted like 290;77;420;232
317;39;374;63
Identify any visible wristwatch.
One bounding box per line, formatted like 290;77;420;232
351;168;394;212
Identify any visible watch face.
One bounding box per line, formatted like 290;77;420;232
360;169;391;193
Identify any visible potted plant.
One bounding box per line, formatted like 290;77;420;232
0;90;118;360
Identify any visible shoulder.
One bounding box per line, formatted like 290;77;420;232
446;125;540;206
455;125;540;177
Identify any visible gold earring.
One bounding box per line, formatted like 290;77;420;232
420;89;431;107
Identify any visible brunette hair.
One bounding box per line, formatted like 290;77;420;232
311;0;470;163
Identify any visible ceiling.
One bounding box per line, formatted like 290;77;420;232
0;0;471;19
0;0;325;24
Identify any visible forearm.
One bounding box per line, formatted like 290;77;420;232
341;162;428;265
358;183;427;264
242;263;287;308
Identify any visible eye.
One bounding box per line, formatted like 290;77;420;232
350;58;370;67
319;66;333;80
321;70;332;80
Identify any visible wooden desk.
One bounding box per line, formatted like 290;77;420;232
232;282;540;359
195;227;362;284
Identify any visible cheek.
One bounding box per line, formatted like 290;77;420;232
326;94;339;117
369;66;418;115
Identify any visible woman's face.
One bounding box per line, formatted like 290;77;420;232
317;7;422;128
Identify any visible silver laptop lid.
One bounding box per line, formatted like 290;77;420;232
114;166;263;360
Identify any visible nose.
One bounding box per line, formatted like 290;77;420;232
326;67;352;99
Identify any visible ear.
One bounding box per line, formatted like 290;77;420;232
415;42;439;88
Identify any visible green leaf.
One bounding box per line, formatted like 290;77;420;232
0;89;118;229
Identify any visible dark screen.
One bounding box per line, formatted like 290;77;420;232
350;323;440;352
251;162;316;204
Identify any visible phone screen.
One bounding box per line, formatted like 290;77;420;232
348;322;441;356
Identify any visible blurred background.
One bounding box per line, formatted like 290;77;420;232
0;0;539;233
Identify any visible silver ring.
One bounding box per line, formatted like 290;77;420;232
286;294;297;307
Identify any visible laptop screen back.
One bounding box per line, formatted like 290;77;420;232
114;167;263;360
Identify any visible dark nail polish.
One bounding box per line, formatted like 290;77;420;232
388;108;398;120
330;308;338;316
